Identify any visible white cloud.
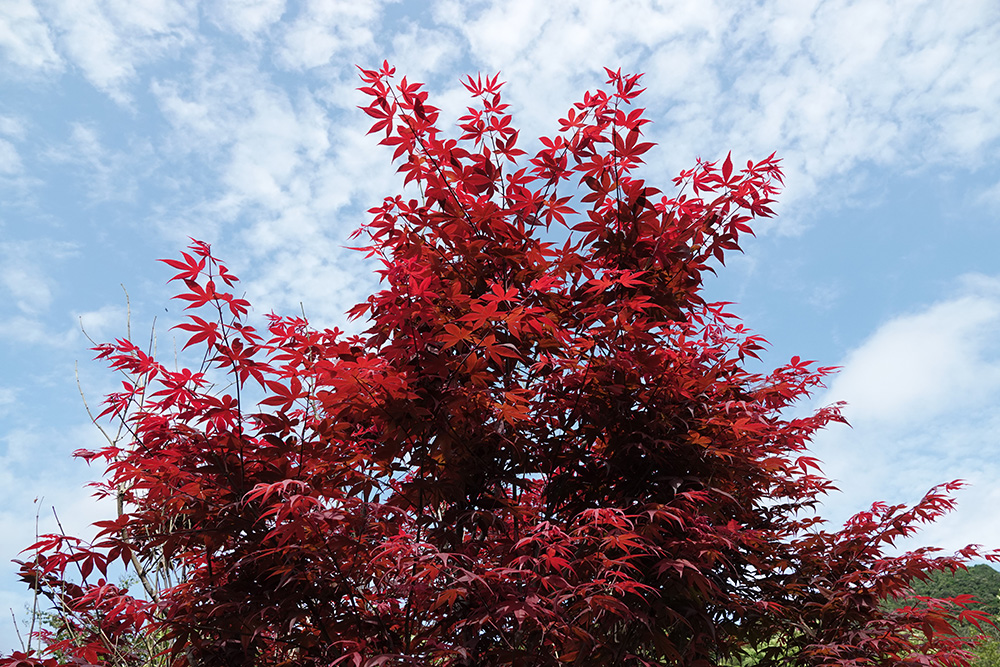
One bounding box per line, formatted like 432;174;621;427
0;266;50;314
388;21;461;82
808;275;1000;550
439;0;552;67
0;0;61;74
241;234;376;329
0;242;64;314
225;90;331;210
0;315;55;345
148;55;402;325
44;123;151;203
427;0;999;226
0;387;15;417
0;139;22;175
276;0;384;70
0;311;106;349
431;0;727;142
721;0;1000;216
77;0;999;335
66;123;103;159
0;117;29;184
46;0;134;102
811;409;1000;554
0;116;25;140
206;0;286;39
824;291;1000;424
76;305;128;343
150;78;222;152
42;0;197;104
977;178;1000;208
152;65;332;213
0;241;89;350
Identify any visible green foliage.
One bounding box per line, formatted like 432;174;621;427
973;639;1000;667
883;565;1000;667
888;565;1000;617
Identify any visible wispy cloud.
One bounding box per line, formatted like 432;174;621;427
43;123;152;203
76;304;128;343
151;61;333;217
429;0;999;223
0;240;91;353
86;0;996;330
0;139;22;176
148;52;402;324
205;0;287;40
0;0;61;75
977;178;1000;208
0;117;27;181
387;20;462;82
41;0;198;105
0;241;68;315
0;116;25;141
275;0;386;71
723;0;1000;214
0;387;15;417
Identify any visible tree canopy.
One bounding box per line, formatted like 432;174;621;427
2;65;997;667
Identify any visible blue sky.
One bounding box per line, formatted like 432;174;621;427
1;0;999;651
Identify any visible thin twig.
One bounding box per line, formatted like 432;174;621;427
26;499;42;653
9;607;25;652
76;317;161;602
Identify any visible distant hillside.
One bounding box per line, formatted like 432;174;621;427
888;564;1000;616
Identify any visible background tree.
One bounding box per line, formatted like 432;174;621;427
887;565;1000;618
2;65;996;667
881;565;1000;667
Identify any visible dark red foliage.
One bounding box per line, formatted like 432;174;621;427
4;64;997;667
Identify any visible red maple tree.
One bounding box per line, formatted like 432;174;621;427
3;64;996;667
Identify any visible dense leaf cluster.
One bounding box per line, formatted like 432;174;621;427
3;65;996;667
